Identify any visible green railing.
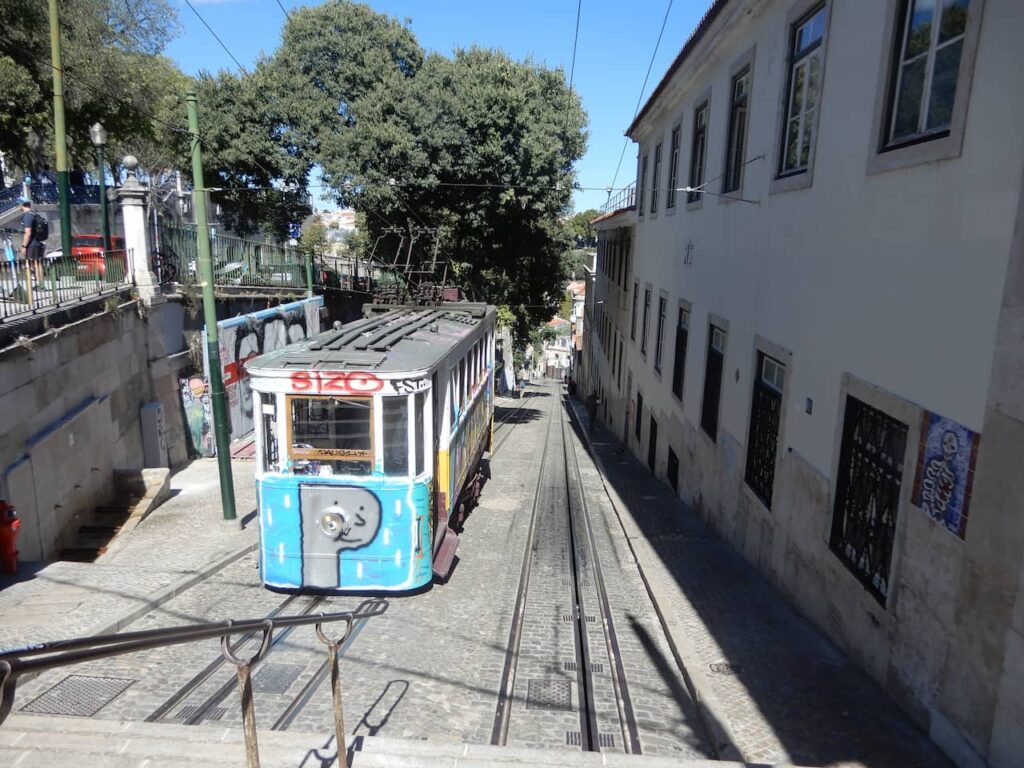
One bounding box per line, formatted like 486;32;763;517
0;250;131;323
153;225;312;292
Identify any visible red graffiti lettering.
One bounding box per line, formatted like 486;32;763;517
289;371;383;395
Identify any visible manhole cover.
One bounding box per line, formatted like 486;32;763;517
176;705;226;722
21;675;135;717
527;679;572;710
252;663;305;694
709;662;742;675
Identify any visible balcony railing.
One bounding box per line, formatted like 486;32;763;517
28;184;101;205
600;182;636;214
0;245;132;324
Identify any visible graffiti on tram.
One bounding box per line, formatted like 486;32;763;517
450;372;493;503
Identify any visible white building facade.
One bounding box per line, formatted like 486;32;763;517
586;1;1024;765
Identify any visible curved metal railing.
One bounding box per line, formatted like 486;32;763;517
0;597;388;768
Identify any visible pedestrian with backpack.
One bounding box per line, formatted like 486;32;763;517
18;198;47;284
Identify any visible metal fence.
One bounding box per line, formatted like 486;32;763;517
0;249;131;323
0;186;22;217
152;225;312;292
28;183;100;205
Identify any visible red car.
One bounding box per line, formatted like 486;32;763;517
47;234;126;275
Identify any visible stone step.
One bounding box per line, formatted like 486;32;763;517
1;713;337;767
352;736;756;767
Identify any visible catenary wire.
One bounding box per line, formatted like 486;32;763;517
183;0;248;73
609;0;675;195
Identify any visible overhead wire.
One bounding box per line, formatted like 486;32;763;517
274;0;291;20
608;0;675;195
562;0;583;141
182;0;248;73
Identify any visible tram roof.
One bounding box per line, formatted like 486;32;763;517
245;302;495;376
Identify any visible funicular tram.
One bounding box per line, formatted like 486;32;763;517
245;302;497;592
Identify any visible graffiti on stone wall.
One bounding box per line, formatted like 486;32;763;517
911;410;980;540
180;376;215;457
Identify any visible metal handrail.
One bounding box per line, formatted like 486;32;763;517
0;597;388;768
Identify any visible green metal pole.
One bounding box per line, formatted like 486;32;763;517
305;252;313;297
97;144;111;253
187;91;237;522
47;0;72;264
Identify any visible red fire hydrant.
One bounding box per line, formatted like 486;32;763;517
0;500;20;574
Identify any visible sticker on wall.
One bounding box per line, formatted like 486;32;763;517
911;411;980;540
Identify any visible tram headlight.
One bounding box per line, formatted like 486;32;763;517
319;510;345;539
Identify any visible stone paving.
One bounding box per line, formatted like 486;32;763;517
566;395;954;768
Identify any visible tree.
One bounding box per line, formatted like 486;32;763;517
568;208;599;247
326;44;587;338
0;0;182;176
300;215;328;254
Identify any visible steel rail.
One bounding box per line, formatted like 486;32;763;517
562;397;642;754
489;389;556;745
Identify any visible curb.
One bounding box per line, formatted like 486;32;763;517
564;396;747;763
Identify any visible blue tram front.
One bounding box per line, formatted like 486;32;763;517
246;303;496;592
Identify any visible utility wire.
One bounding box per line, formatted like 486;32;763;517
183;0;248;73
275;0;291;20
562;0;583;141
609;0;674;194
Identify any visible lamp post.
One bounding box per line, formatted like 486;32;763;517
89;122;111;253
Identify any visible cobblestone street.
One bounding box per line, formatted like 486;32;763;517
1;383;956;766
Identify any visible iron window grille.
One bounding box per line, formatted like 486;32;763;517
667;126;681;208
640;288;652;357
671;307;689;400
744;353;785;508
654;297;667;373
688;103;709;203
700;325;726;441
723;67;752;193
651;144;662;213
780;6;826;176
886;0;970;148
829;396;908;605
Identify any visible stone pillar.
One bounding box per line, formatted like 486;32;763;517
116;155;161;303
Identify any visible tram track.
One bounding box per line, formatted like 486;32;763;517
490;390;537;456
490;384;639;754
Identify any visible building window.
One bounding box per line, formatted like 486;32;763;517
780;6;826;176
688;102;709;203
651;143;662;213
640;288;652;357
617;338;624;389
667;126;681;209
700;325;726;441
635;391;643;442
648;415;658;473
829;396;908;604
723;68;751;193
671;307;689;400
630;282;639;340
886;0;970;147
654;296;667;373
744;353;785;508
667;447;679;492
638;154;648;215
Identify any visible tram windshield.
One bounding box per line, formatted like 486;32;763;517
289;396;372;475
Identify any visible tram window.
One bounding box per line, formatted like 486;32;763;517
260;392;279;472
415;391;426;475
382;396;409;476
290;396;371;458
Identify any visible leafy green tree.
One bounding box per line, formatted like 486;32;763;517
568;208;599;247
0;0;181;175
300;215;329;254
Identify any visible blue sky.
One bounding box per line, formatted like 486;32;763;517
165;0;708;213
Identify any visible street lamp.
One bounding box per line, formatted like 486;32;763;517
89;122;111;253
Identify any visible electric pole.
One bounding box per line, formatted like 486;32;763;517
187;92;237;522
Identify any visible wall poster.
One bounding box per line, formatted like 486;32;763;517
911;410;980;540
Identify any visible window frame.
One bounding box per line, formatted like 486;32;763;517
651;142;663;214
867;0;984;175
667;124;681;210
743;343;790;510
721;51;755;197
700;321;728;442
653;293;668;375
638;153;648;217
671;302;691;402
687;96;711;208
640;286;652;358
286;394;374;462
630;281;639;341
772;2;830;194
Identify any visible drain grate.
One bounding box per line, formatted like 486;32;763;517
21;675;135;717
590;663;604;674
526;679;572;711
598;733;615;748
585;615;597;623
563;661;577;672
566;731;582;746
252;662;305;694
709;661;742;675
176;705;226;722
